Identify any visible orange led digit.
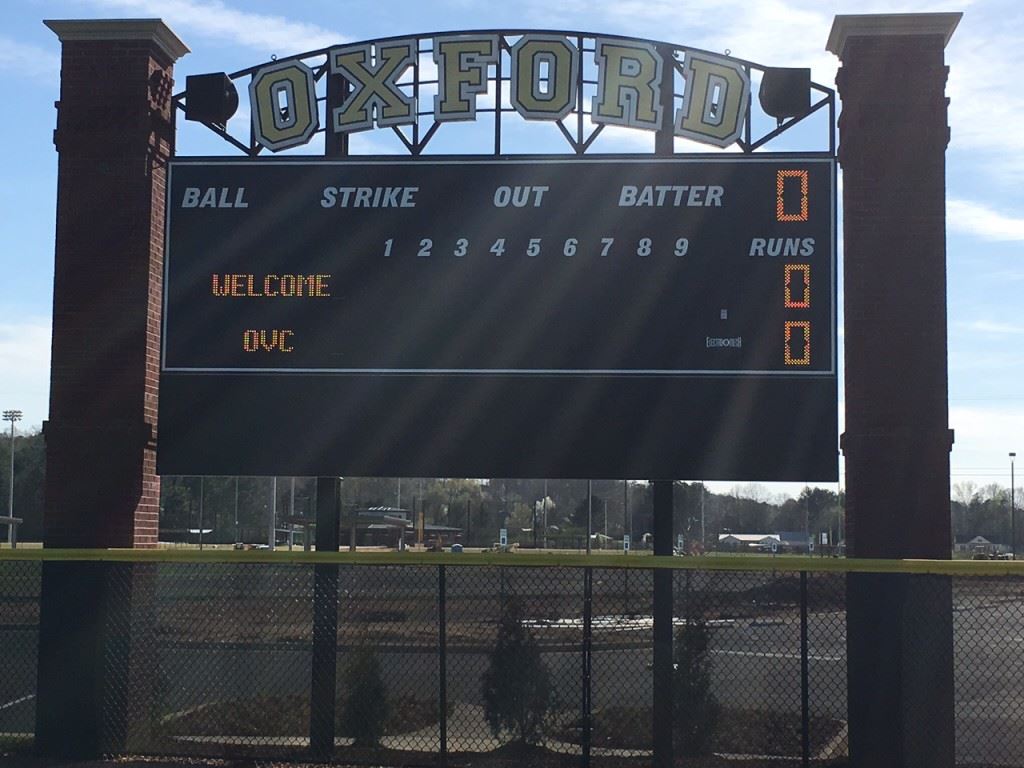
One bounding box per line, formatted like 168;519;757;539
784;264;810;308
784;321;811;366
776;170;809;222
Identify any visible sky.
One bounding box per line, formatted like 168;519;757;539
1;0;1022;499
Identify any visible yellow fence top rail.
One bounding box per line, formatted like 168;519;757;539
2;548;1024;576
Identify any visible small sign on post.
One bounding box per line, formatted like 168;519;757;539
623;534;631;553
771;540;778;555
499;528;508;548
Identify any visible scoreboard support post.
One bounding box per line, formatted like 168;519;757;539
829;13;961;768
650;51;676;768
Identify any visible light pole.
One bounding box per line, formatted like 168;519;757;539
542;478;548;550
1007;450;1015;565
2;410;22;548
586;479;593;554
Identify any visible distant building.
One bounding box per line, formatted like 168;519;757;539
954;535;1009;556
717;533;780;552
777;531;813;553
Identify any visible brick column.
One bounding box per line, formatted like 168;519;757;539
830;13;959;560
43;19;188;548
828;13;961;768
35;20;187;759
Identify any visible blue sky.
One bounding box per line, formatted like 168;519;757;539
1;0;1021;498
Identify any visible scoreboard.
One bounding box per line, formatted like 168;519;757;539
158;156;837;480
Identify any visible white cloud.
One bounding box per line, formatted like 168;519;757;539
85;0;345;54
947;198;1024;241
0;36;60;82
945;8;1024;177
0;319;51;431
963;320;1024;336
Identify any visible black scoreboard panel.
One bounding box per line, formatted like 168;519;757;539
159;156;837;480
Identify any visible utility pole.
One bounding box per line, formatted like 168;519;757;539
269;476;277;550
532;488;538;548
1007;454;1015;561
624;479;630;542
700;483;706;550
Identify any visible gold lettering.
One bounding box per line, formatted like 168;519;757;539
331;41;416;132
593;40;663;130
675;52;749;148
249;61;319;152
434;36;498;121
510;35;577;120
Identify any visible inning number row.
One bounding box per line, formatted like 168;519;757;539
382;237;691;259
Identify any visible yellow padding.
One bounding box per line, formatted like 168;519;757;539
2;548;1023;576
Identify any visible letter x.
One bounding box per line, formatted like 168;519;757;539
331;41;417;132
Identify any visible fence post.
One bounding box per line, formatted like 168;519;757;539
652;480;674;768
439;564;448;765
582;566;593;768
310;477;341;759
801;571;810;768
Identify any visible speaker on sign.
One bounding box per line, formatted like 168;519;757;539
184;73;239;128
758;68;810;120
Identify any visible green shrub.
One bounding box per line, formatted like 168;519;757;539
673;619;719;756
481;597;553;745
339;647;389;748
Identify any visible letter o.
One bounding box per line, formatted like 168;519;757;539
493;186;511;207
510;35;578;120
249;60;320;152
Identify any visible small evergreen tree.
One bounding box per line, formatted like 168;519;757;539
339;647;389;748
481;597;552;745
673;619;719;755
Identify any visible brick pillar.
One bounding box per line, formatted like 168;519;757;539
35;20;187;759
830;13;959;560
828;13;961;768
42;19;188;548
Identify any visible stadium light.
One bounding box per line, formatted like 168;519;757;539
2;410;22;547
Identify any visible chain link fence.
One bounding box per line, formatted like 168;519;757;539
2;556;1023;766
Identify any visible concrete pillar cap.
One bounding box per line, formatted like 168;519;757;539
827;12;962;57
45;18;189;62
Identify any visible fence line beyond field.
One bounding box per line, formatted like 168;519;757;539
2;551;1022;767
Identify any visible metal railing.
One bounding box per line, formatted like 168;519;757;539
2;550;1023;766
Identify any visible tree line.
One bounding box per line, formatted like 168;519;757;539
3;428;1020;548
